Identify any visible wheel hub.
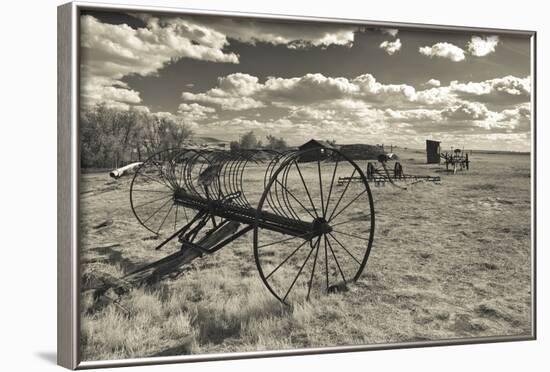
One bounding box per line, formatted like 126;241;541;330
312;217;332;236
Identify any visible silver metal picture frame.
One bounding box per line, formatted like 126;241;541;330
58;1;536;369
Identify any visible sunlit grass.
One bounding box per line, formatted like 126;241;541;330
80;149;532;360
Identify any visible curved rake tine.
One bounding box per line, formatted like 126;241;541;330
272;167;291;219
264;154;282;215
293;160;320;219
282;161;301;220
239;152;255;208
272;162;297;220
275;180;316;220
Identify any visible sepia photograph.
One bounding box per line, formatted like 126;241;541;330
75;6;534;363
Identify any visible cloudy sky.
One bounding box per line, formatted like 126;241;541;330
80;10;532;151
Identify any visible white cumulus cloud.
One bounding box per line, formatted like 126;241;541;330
425;79;441;87
146;14;358;49
450;75;531;99
442;101;490;120
419;42;466;62
467;35;499;57
81;14;358;109
379;39;402;55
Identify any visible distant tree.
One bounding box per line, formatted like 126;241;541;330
229;141;241;153
326;139;337;147
142;114;193;155
266;135;288;150
80;103;111;168
166;118;193;149
240;131;259;149
80;103;137;168
79;103;193;168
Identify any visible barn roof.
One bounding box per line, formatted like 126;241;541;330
298;139;337;149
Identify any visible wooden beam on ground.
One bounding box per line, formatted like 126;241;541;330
93;221;241;301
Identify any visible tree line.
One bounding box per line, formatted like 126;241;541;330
80;105;290;169
230;132;288;152
80;104;193;169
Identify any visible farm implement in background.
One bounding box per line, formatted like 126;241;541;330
94;147;375;305
440;149;470;173
337;154;441;188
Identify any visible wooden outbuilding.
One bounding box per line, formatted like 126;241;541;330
297;139;336;162
426;140;441;164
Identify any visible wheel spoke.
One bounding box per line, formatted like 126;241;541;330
324;235;329;291
275;180;316;220
142;197;173;225
307;238;321;300
326;235;347;283
265;238;311;280
317;158;325;217
157;203;174;234
327;168;356;221
282;237;319;302
139;169;172;189
257;231;311;249
174;204;179;231
329;189;367;223
332;229;370;242
182;205;189;223
151;159;171;186
324;159;339;219
133;194;173;209
293;161;320;218
330;217;369;228
327;232;362;266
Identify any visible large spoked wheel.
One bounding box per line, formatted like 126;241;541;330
253;148;375;305
130;148;202;237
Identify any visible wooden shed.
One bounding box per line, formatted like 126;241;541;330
426;140;441;164
297;139;336;162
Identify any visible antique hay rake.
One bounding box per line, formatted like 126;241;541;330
440;149;470;173
125;147;375;305
338;154;441;188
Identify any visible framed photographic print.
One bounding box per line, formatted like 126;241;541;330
57;1;536;369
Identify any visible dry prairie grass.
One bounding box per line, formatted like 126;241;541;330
79;149;532;361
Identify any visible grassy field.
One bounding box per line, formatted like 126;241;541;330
79;148;532;361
